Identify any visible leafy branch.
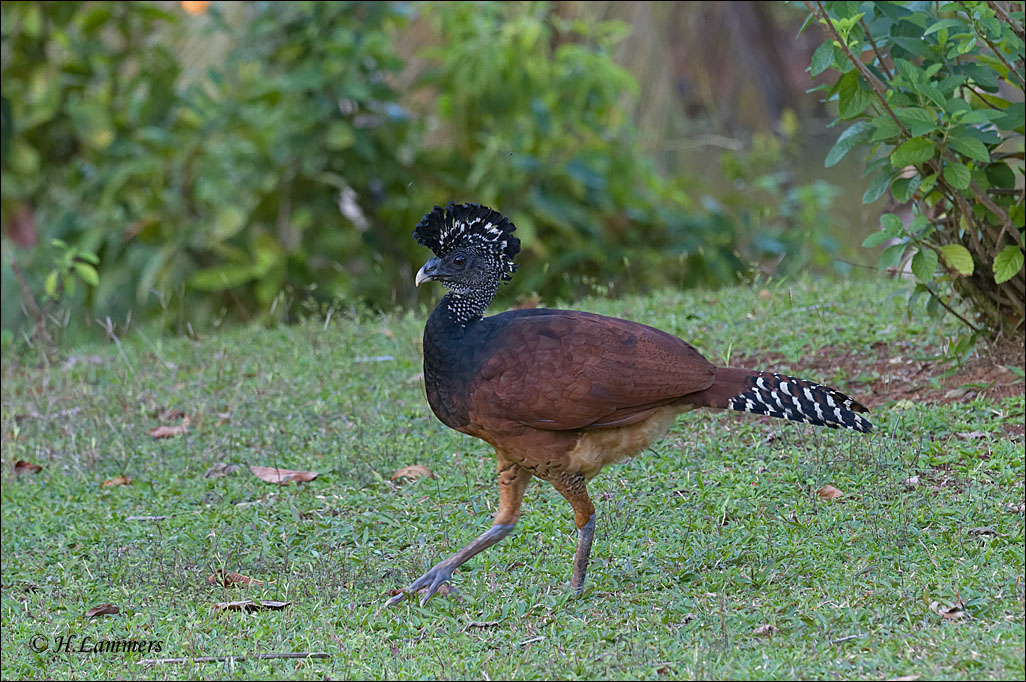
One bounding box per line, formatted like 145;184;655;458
806;0;1025;340
807;1;1018;246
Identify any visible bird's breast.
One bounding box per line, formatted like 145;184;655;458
422;321;488;432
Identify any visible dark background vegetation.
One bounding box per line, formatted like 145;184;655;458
1;1;1022;347
0;1;874;345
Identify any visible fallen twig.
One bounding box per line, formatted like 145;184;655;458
139;652;330;666
830;633;866;644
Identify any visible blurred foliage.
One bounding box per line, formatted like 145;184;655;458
409;1;746;298
2;0;419;335
2;0;847;344
718;123;846;278
805;1;1025;342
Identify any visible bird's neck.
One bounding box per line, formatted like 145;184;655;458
439;290;494;328
423;290;496;432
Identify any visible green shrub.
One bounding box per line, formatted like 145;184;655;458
2;1;419;334
2;1;849;344
804;0;1025;341
1;1;186;334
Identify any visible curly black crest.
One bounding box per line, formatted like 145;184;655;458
414;202;520;280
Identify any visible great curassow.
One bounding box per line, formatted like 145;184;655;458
385;202;872;607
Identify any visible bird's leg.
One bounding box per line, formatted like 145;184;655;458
549;472;597;594
572;513;596;593
385;458;532;607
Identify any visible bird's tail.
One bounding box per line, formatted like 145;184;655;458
688;367;873;433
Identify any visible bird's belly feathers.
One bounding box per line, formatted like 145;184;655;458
567;405;693;479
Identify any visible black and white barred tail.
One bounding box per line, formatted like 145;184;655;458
688;367;873;433
727;371;872;433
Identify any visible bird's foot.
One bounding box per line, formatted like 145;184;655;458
384;561;456;608
384;523;514;607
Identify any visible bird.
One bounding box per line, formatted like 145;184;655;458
385;202;872;607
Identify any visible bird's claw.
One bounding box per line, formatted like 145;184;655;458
384;563;455;607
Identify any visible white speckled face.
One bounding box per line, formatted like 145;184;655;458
435;245;503;296
413;203;522;326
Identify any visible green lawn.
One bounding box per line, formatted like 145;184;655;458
2;277;1023;680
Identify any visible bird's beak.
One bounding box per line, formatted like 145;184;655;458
415;257;442;287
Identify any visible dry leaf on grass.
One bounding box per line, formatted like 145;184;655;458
207;570;265;587
204;462;241;479
249;466;319;485
149;417;190;439
817;484;843;500
391;465;435;482
955;431;987;440
930;601;970;620
148;424;188;438
944;387;976;400
888;675;922;682
966;526;997;537
101;475;132;488
84;603;120;618
463;620;501;630
14;460;42;475
213;599;289;612
901;475;921;490
62;355;105;370
752;624;777;637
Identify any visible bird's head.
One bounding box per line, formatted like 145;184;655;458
413;203;520;298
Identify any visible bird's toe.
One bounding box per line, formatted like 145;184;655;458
386;564;455;608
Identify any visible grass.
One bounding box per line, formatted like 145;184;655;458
2;276;1023;680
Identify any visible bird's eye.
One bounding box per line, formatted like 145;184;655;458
452;255;467;266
